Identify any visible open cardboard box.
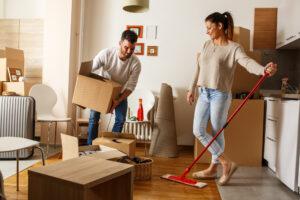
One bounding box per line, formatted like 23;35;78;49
92;132;136;158
0;47;24;82
61;134;126;161
72;61;122;114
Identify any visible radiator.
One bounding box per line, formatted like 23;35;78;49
123;122;152;141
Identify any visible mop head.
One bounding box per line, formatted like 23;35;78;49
161;174;207;188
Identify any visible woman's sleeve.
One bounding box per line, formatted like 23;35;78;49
188;52;201;94
235;46;265;75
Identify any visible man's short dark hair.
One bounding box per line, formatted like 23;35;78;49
121;30;138;44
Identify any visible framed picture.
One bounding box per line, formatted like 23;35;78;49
7;68;22;82
126;25;143;38
147;46;158;56
134;43;144;55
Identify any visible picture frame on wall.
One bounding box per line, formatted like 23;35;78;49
147;46;158;56
7;68;22;82
126;25;143;38
134;43;144;55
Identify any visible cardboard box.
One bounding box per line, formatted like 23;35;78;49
0;47;24;81
92;132;136;158
233;27;250;51
2;81;35;96
194;99;264;166
72;61;122;114
61;133;126;161
232;50;262;94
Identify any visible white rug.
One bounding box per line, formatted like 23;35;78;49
0;154;41;179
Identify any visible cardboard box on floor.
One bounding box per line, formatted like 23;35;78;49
61;133;126;161
72;61;122;114
0;47;24;81
92;132;136;158
194;99;264;166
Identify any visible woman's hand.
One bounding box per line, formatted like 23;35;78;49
265;62;277;76
186;91;195;105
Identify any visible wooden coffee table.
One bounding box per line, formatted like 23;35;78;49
28;156;134;200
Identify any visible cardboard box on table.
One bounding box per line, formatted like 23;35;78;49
72;61;122;114
0;47;24;82
92;132;136;158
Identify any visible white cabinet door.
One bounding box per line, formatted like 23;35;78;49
277;0;300;48
276;100;300;191
264;136;277;172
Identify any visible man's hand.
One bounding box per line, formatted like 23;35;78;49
109;99;121;113
265;62;277;76
186;91;195;105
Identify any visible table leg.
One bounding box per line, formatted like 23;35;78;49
16;150;19;191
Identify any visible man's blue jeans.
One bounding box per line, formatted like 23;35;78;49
87;99;128;145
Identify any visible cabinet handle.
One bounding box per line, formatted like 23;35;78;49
267;118;277;122
268;99;278;102
266;136;276;142
286;35;296;41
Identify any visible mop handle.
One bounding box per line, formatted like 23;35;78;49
180;72;270;178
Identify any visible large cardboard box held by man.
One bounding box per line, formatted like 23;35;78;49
72;61;122;114
0;47;24;81
92;132;136;158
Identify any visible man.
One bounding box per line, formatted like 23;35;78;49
87;30;141;145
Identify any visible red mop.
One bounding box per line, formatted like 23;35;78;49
161;72;270;188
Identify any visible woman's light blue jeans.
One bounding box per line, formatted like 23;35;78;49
193;87;232;164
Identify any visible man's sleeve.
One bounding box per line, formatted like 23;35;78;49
124;61;141;91
92;49;107;72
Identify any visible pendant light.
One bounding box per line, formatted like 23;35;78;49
123;0;149;13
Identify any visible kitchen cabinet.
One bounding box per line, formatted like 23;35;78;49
253;8;277;49
264;97;300;192
276;0;300;49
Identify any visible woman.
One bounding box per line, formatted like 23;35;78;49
187;12;277;186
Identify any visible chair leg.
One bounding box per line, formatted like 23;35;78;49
54;122;57;147
46;122;52;157
35;146;45;166
16;150;19;191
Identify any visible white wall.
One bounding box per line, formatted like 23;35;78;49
43;0;81;139
83;0;279;145
2;0;45;18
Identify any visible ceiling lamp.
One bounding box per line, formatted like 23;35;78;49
123;0;149;13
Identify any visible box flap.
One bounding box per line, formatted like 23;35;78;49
79;60;93;75
100;132;136;140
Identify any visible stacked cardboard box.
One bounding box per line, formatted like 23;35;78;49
0;47;34;96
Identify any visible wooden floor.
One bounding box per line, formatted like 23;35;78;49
4;147;221;200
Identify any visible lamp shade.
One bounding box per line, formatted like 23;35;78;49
123;0;149;13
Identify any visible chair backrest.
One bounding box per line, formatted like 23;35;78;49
29;84;57;116
127;89;155;121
